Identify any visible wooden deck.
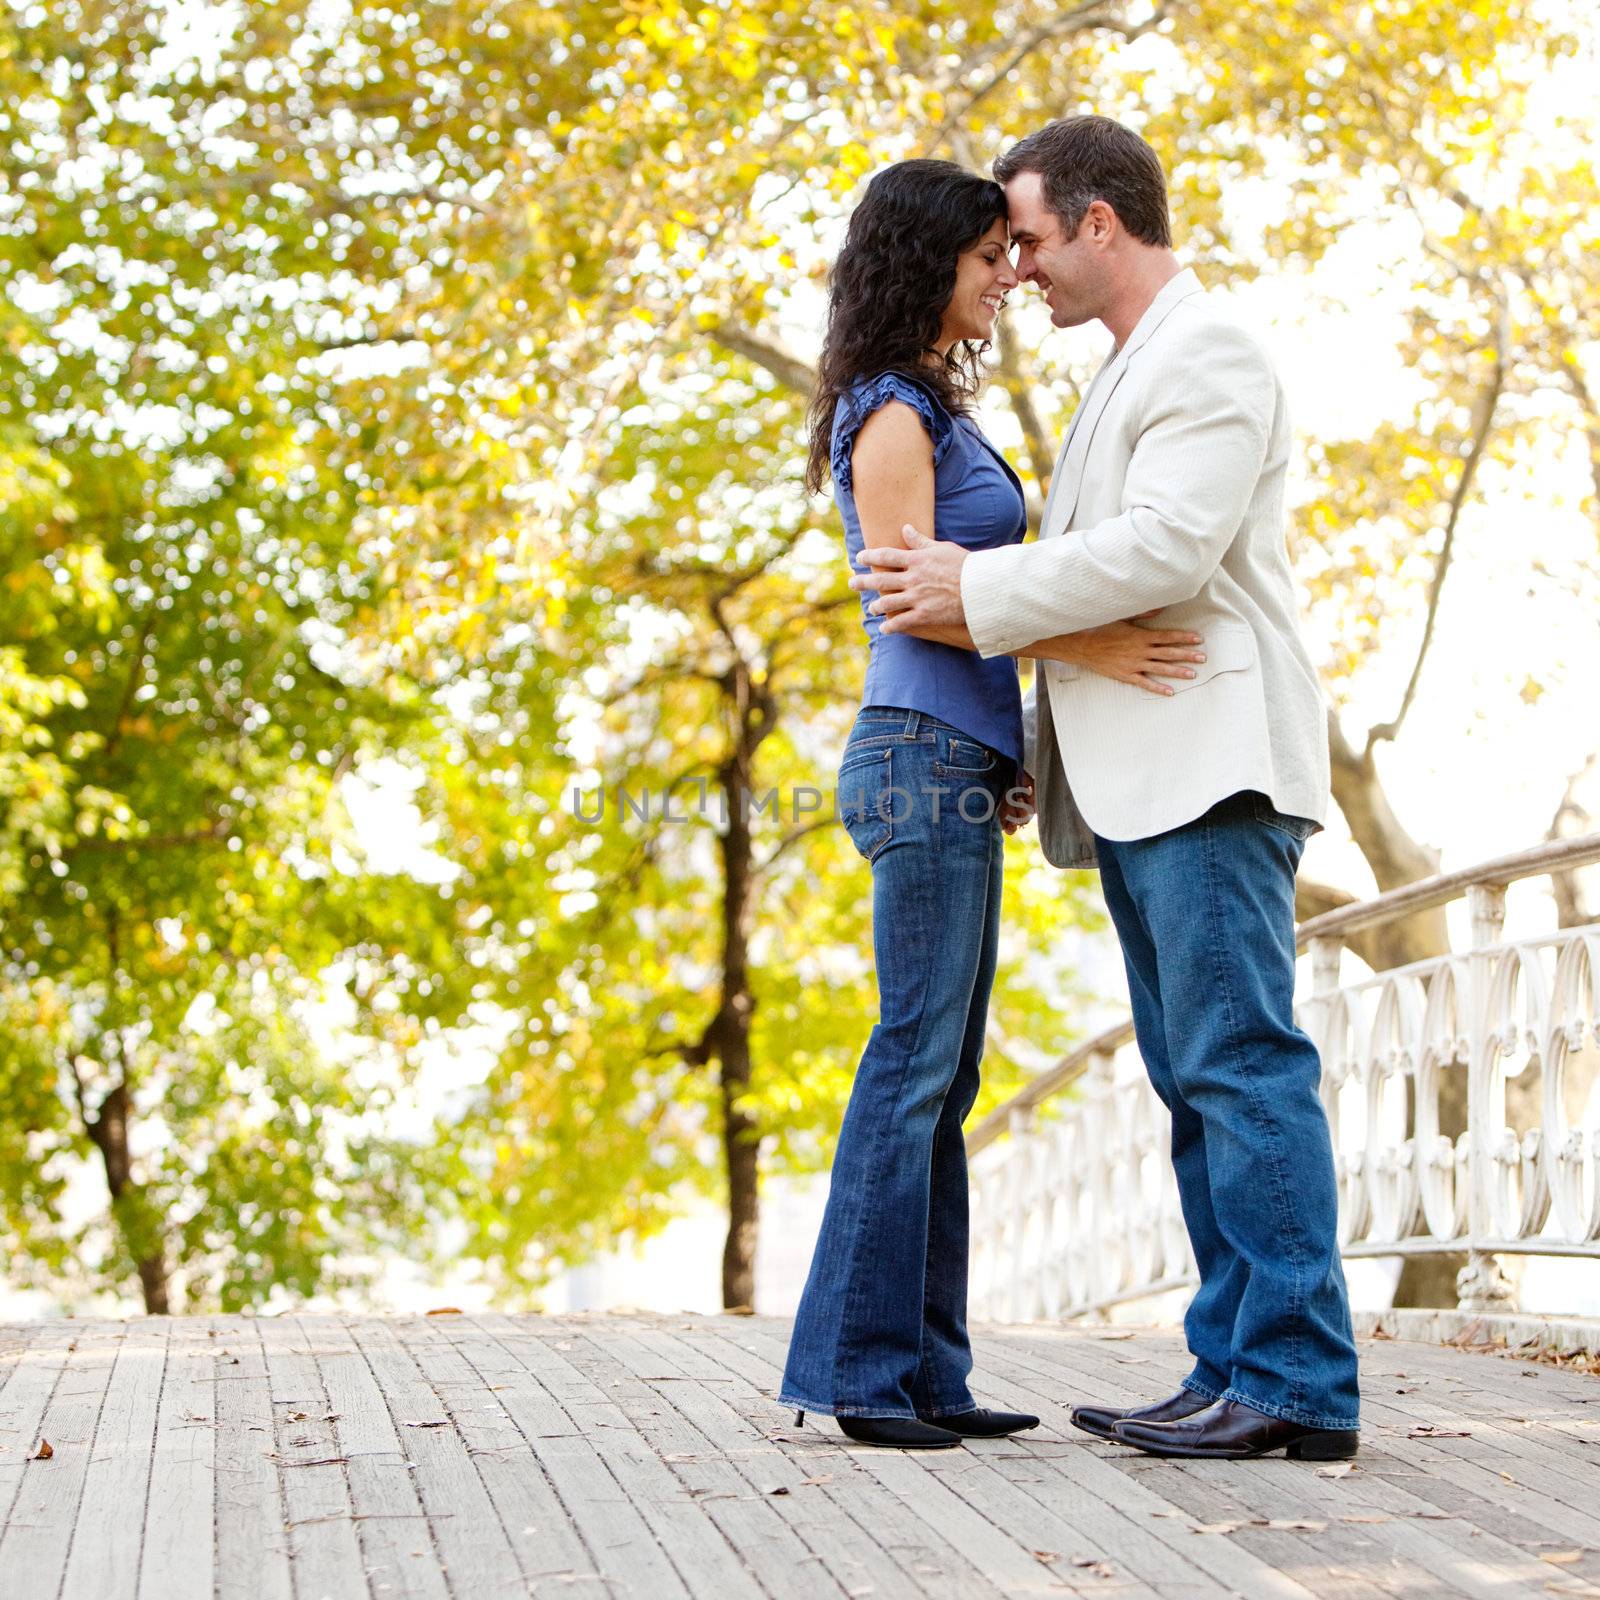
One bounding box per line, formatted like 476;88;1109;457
3;1313;1600;1598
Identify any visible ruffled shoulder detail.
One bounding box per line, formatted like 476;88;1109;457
830;372;955;493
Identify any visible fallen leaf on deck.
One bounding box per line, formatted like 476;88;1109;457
1542;1553;1584;1566
1071;1556;1117;1578
1093;1331;1136;1341
1408;1425;1471;1439
1261;1519;1327;1532
1316;1462;1356;1478
799;1475;833;1486
1031;1550;1059;1563
1341;1515;1391;1525
1191;1522;1244;1535
27;1439;53;1461
766;1485;790;1496
662;1452;697;1462
401;1419;450;1429
426;1307;463;1315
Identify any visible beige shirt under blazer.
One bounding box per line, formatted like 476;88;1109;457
960;268;1329;869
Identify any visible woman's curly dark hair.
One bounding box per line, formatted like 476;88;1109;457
804;160;1008;495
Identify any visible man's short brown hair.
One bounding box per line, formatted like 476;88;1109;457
993;115;1172;248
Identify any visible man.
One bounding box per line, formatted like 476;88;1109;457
851;115;1360;1461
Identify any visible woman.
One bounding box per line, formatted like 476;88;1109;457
778;160;1206;1449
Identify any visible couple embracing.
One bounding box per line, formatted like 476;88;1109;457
777;116;1361;1461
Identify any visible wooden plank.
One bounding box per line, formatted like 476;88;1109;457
257;1311;370;1600
457;1314;692;1599
689;1318;1140;1599
307;1316;451;1600
734;1319;1384;1600
58;1316;167;1600
985;1329;1567;1600
4;1308;1594;1600
495;1320;777;1600
214;1316;293;1600
962;1334;1404;1600
1361;1341;1600;1499
588;1315;938;1600
1333;1346;1600;1546
384;1315;600;1595
136;1316;217;1600
984;1335;1445;1561
0;1320;49;1415
0;1319;122;1594
341;1316;540;1599
656;1312;1004;1600
0;1316;71;1531
665;1318;1011;1600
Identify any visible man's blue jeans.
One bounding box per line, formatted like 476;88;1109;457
780;707;1013;1419
1097;791;1361;1431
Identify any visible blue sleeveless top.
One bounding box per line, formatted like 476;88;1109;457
833;371;1029;767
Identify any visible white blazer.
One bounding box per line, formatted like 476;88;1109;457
960;268;1329;868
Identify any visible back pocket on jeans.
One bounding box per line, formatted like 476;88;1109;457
838;746;894;862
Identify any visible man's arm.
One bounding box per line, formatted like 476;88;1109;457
959;321;1276;657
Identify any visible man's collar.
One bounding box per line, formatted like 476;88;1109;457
1112;265;1202;359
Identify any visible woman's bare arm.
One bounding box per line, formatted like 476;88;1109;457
850;403;935;557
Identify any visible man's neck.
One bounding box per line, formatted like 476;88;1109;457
1101;252;1184;351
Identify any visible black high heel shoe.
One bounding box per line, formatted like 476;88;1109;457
915;1406;1040;1438
792;1409;963;1449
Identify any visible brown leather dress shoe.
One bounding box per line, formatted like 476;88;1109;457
1069;1387;1211;1442
1113;1397;1359;1460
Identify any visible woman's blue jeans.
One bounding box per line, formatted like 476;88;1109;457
779;707;1014;1419
1097;790;1361;1431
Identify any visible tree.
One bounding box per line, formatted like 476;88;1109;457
0;1;477;1311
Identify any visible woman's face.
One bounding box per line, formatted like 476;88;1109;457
938;218;1018;348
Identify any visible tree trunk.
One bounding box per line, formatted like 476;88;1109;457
713;692;762;1311
85;1077;172;1315
1325;709;1449;950
1324;709;1462;1307
1547;763;1594;929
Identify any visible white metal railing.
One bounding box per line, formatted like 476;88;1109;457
968;834;1600;1323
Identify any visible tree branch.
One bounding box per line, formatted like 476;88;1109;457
1365;317;1506;752
1558;354;1600;516
754;815;836;877
923;3;1169;155
994;303;1058;497
1546;753;1597;930
710;323;816;395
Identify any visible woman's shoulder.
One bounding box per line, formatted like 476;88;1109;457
831;371;957;492
838;369;951;425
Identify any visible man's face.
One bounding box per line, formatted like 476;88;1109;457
1003;171;1103;329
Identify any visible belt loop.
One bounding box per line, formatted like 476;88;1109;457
903;709;921;738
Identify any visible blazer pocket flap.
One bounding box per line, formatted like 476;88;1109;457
1168;624;1256;693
